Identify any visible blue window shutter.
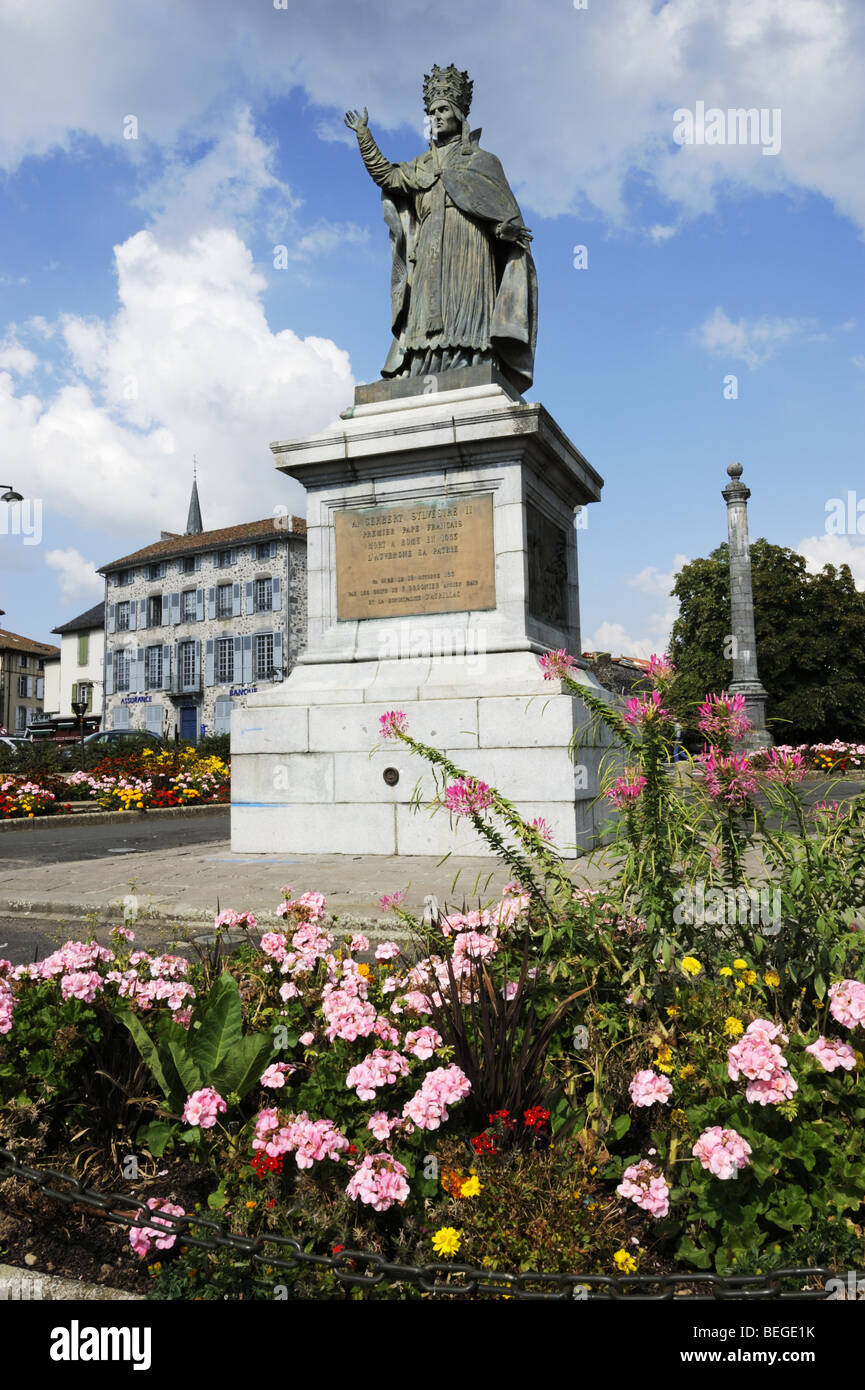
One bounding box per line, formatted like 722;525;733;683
242;635;252;684
128;601;137;631
170;592;180;624
139;598;147;626
161;595;170;626
230;548;237;565
232;582;241;617
272;575;282;612
135;647;145;692
105;649;114;695
171;643;180;693
273;631;283;678
196;589;204;622
108;604;116;634
161;644;171;690
208;587;216;620
205;638;215;686
194;640;201;689
244;580;253;615
194;554;201;571
233;636;242;684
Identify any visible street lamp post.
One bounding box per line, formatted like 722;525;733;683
71;682;93;771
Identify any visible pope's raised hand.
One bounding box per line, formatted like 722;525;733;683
344;108;369;133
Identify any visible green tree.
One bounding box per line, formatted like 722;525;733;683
668;540;865;744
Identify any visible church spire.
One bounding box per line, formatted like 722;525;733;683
185;459;203;535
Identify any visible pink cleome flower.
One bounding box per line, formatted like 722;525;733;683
379;891;406;913
648;652;675;684
443;778;494;817
629;1069;673;1107
538;648;576;681
697;692;752;744
692;1126;752;1180
702;750;757;806
379;710;408;739
761;748;806;785
623;690;672;728
606;774;647;811
530;817;554;842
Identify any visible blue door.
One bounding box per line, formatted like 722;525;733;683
180;705;198;743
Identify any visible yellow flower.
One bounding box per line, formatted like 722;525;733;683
742;970;757;985
245;1200;256;1209
719;967;733;977
678;1064;696;1079
613;1249;638;1274
724;1016;744;1036
733;959;748;970
671;1108;688;1126
680;956;702;977
734;979;746;991
432;1227;462;1258
763;970;780;987
665;1006;681;1018
459;1175;482;1198
357;963;371;978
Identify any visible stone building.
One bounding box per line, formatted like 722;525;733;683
0;629;59;733
97;483;307;742
49;602;106;717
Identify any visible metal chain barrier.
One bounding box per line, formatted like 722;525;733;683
0;1146;837;1300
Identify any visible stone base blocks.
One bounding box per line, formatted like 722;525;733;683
231;371;614;857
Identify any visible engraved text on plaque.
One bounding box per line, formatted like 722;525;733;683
335;495;496;619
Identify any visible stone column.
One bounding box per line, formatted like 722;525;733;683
721;462;772;748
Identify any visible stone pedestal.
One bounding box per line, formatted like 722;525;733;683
230;373;615;856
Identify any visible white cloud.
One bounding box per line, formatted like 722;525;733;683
1;223;354;540
0;341;38;375
627;553;689;594
0;1;864;231
45;548;104;603
797;533;865;587
647;224;678;242
695;306;818;368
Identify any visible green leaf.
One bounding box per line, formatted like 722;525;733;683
136;1120;175;1158
611;1114;631;1141
166;1033;202;1096
118;1009;177;1103
189;970;243;1076
676;1235;713;1270
211;1031;275;1099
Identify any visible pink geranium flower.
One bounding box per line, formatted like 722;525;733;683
628;1069;673;1107
692;1126;752;1180
805;1036;857;1073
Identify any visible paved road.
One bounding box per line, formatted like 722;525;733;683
0;812;230;866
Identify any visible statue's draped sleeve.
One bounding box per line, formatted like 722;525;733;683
356;128;429;194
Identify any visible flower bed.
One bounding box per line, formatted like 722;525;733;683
1;747;230;816
1;660;864;1297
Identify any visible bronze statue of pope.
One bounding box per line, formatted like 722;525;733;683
345;65;537;394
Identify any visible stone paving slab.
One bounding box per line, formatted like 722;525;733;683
0;1262;140;1301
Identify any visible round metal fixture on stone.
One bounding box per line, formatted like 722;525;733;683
382;767;400;786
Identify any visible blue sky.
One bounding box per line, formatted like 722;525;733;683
1;0;863;657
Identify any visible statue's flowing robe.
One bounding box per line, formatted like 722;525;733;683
357;127;537;394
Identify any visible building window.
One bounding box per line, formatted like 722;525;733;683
216;583;233;618
147;595;162;627
20;655;28;669
74;683;93;711
255;541;276;561
216;637;234;684
145;646;163;690
216;549;234;568
254;633;274;680
14;707;27;731
182;590;197;622
181;555;197;575
146;562;166;581
180;641;196;691
17;675;27;697
116;601;131;631
117;569;134;586
115;649;131;692
77;632;89;665
254;577;273;612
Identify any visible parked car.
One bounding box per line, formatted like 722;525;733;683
0;735;31;752
82;729;169;749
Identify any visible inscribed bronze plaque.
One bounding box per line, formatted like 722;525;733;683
335;495;496;620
